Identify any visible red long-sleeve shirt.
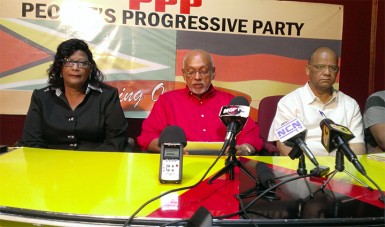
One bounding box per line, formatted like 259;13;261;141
137;86;263;151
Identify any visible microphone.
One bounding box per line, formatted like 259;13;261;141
158;125;187;147
127;137;135;150
319;118;354;152
256;162;275;189
320;119;366;175
158;126;187;184
274;118;319;167
219;96;250;148
255;162;280;201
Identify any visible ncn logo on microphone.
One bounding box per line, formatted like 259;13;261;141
274;118;306;142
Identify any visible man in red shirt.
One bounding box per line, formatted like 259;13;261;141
137;49;263;155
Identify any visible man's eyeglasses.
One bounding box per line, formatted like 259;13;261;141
183;70;212;77
63;59;91;68
309;64;339;73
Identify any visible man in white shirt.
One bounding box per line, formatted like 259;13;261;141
268;47;365;156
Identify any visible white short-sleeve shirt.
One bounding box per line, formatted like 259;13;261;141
268;82;364;156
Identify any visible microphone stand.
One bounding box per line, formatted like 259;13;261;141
208;136;259;184
296;154;314;198
320;149;373;191
276;146;314;198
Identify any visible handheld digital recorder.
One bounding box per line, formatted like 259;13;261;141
159;142;183;184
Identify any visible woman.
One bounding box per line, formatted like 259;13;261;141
18;39;129;151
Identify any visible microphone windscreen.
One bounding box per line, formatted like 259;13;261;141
255;162;275;188
158;125;187;147
229;96;250;106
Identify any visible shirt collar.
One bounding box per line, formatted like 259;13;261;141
86;83;103;94
51;83;103;97
304;82;338;105
185;84;215;100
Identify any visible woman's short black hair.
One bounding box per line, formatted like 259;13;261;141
47;38;104;88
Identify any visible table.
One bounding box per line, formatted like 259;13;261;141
0;147;384;226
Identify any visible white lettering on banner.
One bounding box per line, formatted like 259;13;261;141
151;82;165;101
118;82;165;109
0;0;343;118
119;87;143;108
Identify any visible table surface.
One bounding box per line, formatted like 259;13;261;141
0;147;384;225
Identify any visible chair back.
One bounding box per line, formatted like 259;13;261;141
258;95;283;155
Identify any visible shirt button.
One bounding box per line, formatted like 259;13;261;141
201;114;204;117
203;129;206;132
68;135;75;139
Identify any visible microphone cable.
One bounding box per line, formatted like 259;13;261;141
233;168;385;224
213;172;314;220
359;172;385;224
124;159;384;226
123;146;228;227
127;117;243;227
235;194;260;227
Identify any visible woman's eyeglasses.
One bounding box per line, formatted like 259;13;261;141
63;59;91;69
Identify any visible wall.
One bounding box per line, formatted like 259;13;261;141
1;0;384;147
292;0;385;109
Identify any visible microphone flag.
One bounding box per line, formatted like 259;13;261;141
274;118;306;142
320;119;354;152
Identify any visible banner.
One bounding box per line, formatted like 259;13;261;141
0;0;343;119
